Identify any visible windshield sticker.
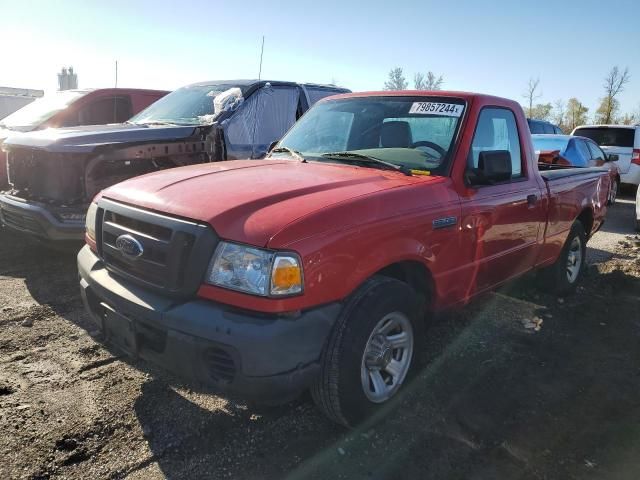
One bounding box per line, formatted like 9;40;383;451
409;102;463;117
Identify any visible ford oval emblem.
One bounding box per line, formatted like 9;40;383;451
115;234;144;258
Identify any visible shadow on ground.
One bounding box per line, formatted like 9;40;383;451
126;266;640;479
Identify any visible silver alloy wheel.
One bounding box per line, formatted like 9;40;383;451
566;236;582;283
360;312;414;403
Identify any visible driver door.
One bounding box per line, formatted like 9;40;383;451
459;107;545;295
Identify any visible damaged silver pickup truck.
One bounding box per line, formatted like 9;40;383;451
0;80;349;241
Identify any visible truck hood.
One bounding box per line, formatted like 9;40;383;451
2;123;209;154
102;160;432;246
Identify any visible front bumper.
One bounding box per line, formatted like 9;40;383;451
0;193;85;241
78;246;341;403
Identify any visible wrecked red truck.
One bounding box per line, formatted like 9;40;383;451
78;91;610;426
0;88;168;190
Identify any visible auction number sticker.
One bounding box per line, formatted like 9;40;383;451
409;102;464;117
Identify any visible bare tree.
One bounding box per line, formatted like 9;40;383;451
595;66;630;124
553;99;565;129
384;68;408;90
522;77;542;117
565;98;589;131
620;112;637;125
529;103;553;121
414;71;443;90
424;72;443;90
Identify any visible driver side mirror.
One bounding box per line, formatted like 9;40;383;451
268;140;279;153
606;153;619;162
466;150;513;186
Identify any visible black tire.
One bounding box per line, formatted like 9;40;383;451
311;276;426;427
608;178;619;205
537;221;587;295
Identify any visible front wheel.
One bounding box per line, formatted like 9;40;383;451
537;221;587;295
311;276;425;427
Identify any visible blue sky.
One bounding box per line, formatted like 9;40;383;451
1;0;639;116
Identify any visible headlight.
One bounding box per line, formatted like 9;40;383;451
85;203;98;240
205;241;303;297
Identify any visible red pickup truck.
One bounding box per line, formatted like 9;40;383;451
78;91;609;426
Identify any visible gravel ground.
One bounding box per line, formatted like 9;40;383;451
586;195;637;264
0;193;639;479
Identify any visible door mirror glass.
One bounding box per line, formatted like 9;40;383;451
607;153;619;162
467;150;513;185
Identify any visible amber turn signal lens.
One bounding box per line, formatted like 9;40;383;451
270;256;303;295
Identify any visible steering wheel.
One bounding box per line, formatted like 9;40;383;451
411;141;447;158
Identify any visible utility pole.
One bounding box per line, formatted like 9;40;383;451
115;60;118;88
258;36;265;80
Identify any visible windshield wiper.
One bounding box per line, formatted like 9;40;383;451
321;151;411;176
271;147;306;162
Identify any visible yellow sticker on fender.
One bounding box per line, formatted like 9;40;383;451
409;102;463;117
410;169;431;176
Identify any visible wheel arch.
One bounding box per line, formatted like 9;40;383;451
576;207;594;237
373;260;435;311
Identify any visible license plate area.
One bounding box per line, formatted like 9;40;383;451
101;303;138;357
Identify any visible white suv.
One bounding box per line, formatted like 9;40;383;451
572;125;640;187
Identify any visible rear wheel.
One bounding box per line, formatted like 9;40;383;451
311;276;425;427
538;221;587;295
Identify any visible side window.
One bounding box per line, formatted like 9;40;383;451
554;126;563;134
586;141;605;163
469;108;522;178
574;140;592;166
563;139;588;167
543;123;554;134
224;86;300;158
304;87;341;107
78;97;132;125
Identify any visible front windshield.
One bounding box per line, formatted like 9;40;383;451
0;90;87;131
532;136;569;152
275;96;465;173
129;83;240;126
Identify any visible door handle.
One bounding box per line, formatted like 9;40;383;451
527;194;538;206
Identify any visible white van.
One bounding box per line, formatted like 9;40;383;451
572;125;640;187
